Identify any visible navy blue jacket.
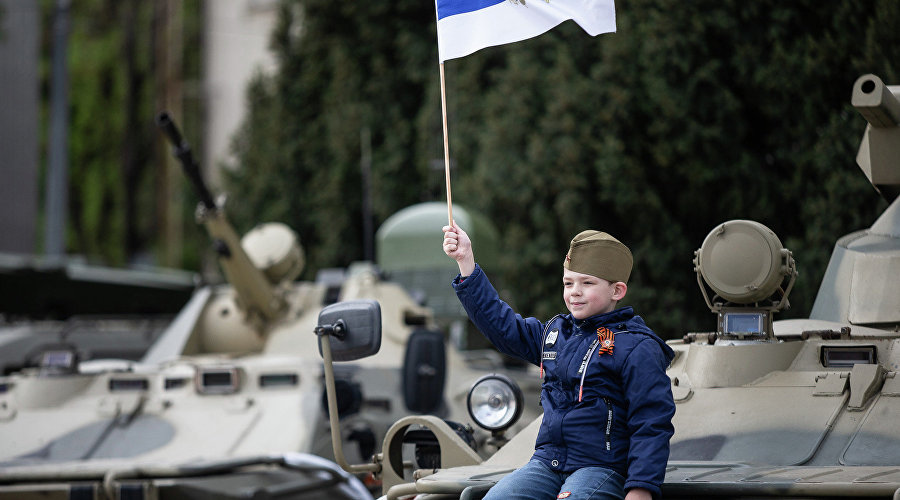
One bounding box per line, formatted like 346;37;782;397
453;264;675;498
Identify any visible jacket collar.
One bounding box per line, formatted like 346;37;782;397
568;307;675;362
568;306;636;331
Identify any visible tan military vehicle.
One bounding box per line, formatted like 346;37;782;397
0;115;540;499
312;73;900;499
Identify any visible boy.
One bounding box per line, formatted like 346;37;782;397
442;223;675;500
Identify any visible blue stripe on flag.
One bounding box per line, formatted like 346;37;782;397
436;0;506;20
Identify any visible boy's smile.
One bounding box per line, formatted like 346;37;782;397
563;268;626;319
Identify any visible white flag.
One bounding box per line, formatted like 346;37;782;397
435;0;616;62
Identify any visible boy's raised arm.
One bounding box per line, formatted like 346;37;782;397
442;222;476;277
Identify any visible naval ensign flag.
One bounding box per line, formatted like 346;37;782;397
434;0;617;62
433;0;615;224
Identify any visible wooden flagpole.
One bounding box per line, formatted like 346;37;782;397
439;62;454;226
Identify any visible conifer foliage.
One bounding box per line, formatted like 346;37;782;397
230;0;898;337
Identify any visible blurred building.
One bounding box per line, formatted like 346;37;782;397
202;0;279;188
0;0;279;255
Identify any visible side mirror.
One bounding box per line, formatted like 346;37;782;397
315;299;383;476
315;300;382;361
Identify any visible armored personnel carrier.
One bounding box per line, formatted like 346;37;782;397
311;73;900;499
0;114;540;499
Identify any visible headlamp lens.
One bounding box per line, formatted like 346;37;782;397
467;374;523;431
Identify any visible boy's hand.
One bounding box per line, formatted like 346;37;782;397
442;222;476;277
624;488;652;500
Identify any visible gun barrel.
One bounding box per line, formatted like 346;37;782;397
156;112;217;210
155;111;285;328
851;74;900;204
852;74;900;128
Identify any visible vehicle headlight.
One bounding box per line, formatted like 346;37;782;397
467;374;523;432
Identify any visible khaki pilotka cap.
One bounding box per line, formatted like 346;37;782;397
563;230;633;284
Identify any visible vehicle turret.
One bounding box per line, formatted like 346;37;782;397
809;75;900;327
157;112;291;336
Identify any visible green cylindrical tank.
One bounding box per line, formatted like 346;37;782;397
376;202;500;328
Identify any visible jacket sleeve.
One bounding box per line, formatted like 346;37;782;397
621;337;676;499
452;264;545;366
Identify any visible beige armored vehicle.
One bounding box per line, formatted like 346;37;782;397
0;114;540;499
312;73;900;499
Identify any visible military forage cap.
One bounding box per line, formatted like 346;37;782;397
563;230;633;284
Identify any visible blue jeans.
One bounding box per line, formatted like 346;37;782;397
483;459;625;500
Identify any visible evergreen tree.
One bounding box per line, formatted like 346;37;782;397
230;0;897;338
39;0;202;267
227;0;440;274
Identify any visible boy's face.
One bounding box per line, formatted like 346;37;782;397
562;268;624;319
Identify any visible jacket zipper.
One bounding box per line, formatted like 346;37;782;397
576;325;633;450
603;397;613;451
577;338;600;401
577;328;633;401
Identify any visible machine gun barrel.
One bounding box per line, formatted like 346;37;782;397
852;74;900;128
851;74;900;203
156;112;285;330
156;112;217;210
